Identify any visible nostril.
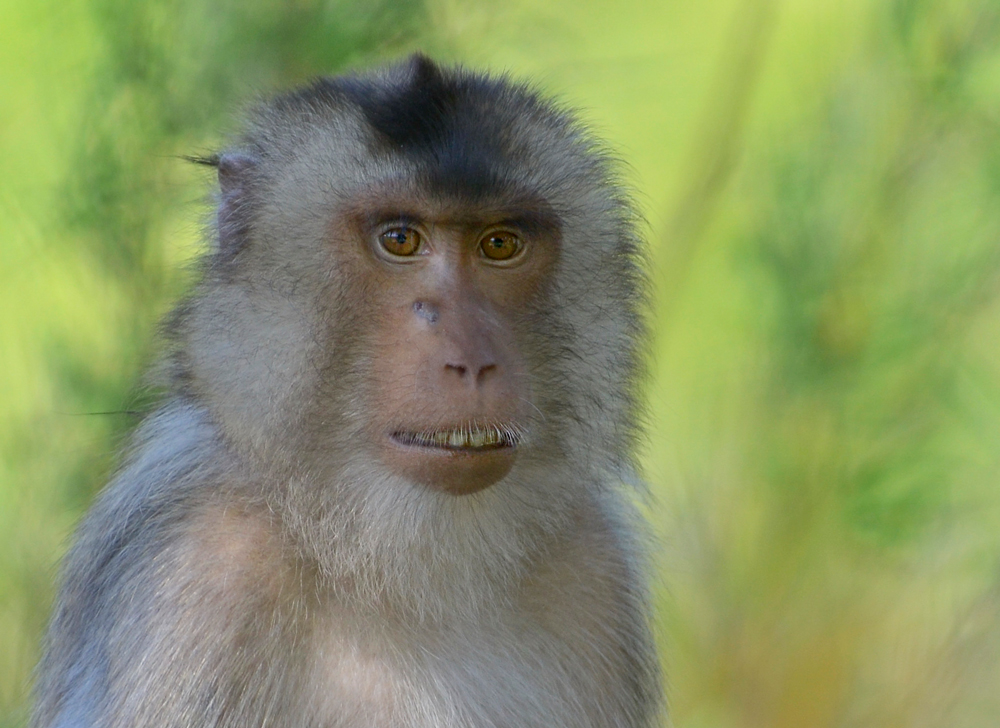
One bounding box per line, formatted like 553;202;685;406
477;363;497;383
445;362;497;382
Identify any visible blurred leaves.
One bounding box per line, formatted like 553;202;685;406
656;1;1000;726
748;0;1000;546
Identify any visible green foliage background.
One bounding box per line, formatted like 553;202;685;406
3;0;1000;725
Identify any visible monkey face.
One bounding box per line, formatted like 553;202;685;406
335;192;561;495
185;56;640;507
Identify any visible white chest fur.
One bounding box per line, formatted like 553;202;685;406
306;606;631;728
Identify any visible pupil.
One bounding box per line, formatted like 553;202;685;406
381;229;417;255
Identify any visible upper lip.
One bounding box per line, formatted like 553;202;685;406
391;423;521;450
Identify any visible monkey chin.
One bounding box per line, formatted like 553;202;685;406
384;428;518;496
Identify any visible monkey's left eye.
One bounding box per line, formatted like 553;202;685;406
379;228;422;256
480;232;522;261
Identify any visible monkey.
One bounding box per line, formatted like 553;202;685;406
32;54;662;728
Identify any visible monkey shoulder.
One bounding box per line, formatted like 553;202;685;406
513;494;660;724
58;402;260;600
35;402;295;728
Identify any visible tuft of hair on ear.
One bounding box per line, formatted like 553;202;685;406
181;153;221;168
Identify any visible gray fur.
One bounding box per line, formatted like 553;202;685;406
33;56;662;728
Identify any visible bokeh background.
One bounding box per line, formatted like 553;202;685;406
4;0;1000;725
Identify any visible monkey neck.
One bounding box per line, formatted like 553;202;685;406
151;401;586;624
272;464;586;624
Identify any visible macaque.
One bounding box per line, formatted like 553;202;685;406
33;55;661;728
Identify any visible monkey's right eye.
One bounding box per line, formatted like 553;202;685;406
379;228;422;257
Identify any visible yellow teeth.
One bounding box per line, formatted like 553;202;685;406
394;425;517;450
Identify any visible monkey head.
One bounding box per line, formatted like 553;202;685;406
174;55;642;507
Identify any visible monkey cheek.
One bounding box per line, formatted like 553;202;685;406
382;444;516;496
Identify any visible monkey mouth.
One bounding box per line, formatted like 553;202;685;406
391;424;520;451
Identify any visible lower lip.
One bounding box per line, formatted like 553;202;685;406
382;431;519;494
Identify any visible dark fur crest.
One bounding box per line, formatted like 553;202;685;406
275;53;553;202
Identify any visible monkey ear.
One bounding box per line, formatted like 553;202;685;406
216;152;257;260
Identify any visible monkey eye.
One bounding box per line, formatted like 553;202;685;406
480;231;522;262
379;227;422;257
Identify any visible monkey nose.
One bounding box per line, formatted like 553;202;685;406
412;299;502;387
444;359;498;385
440;329;501;387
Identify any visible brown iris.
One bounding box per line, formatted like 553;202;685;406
480;232;521;261
380;228;421;256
